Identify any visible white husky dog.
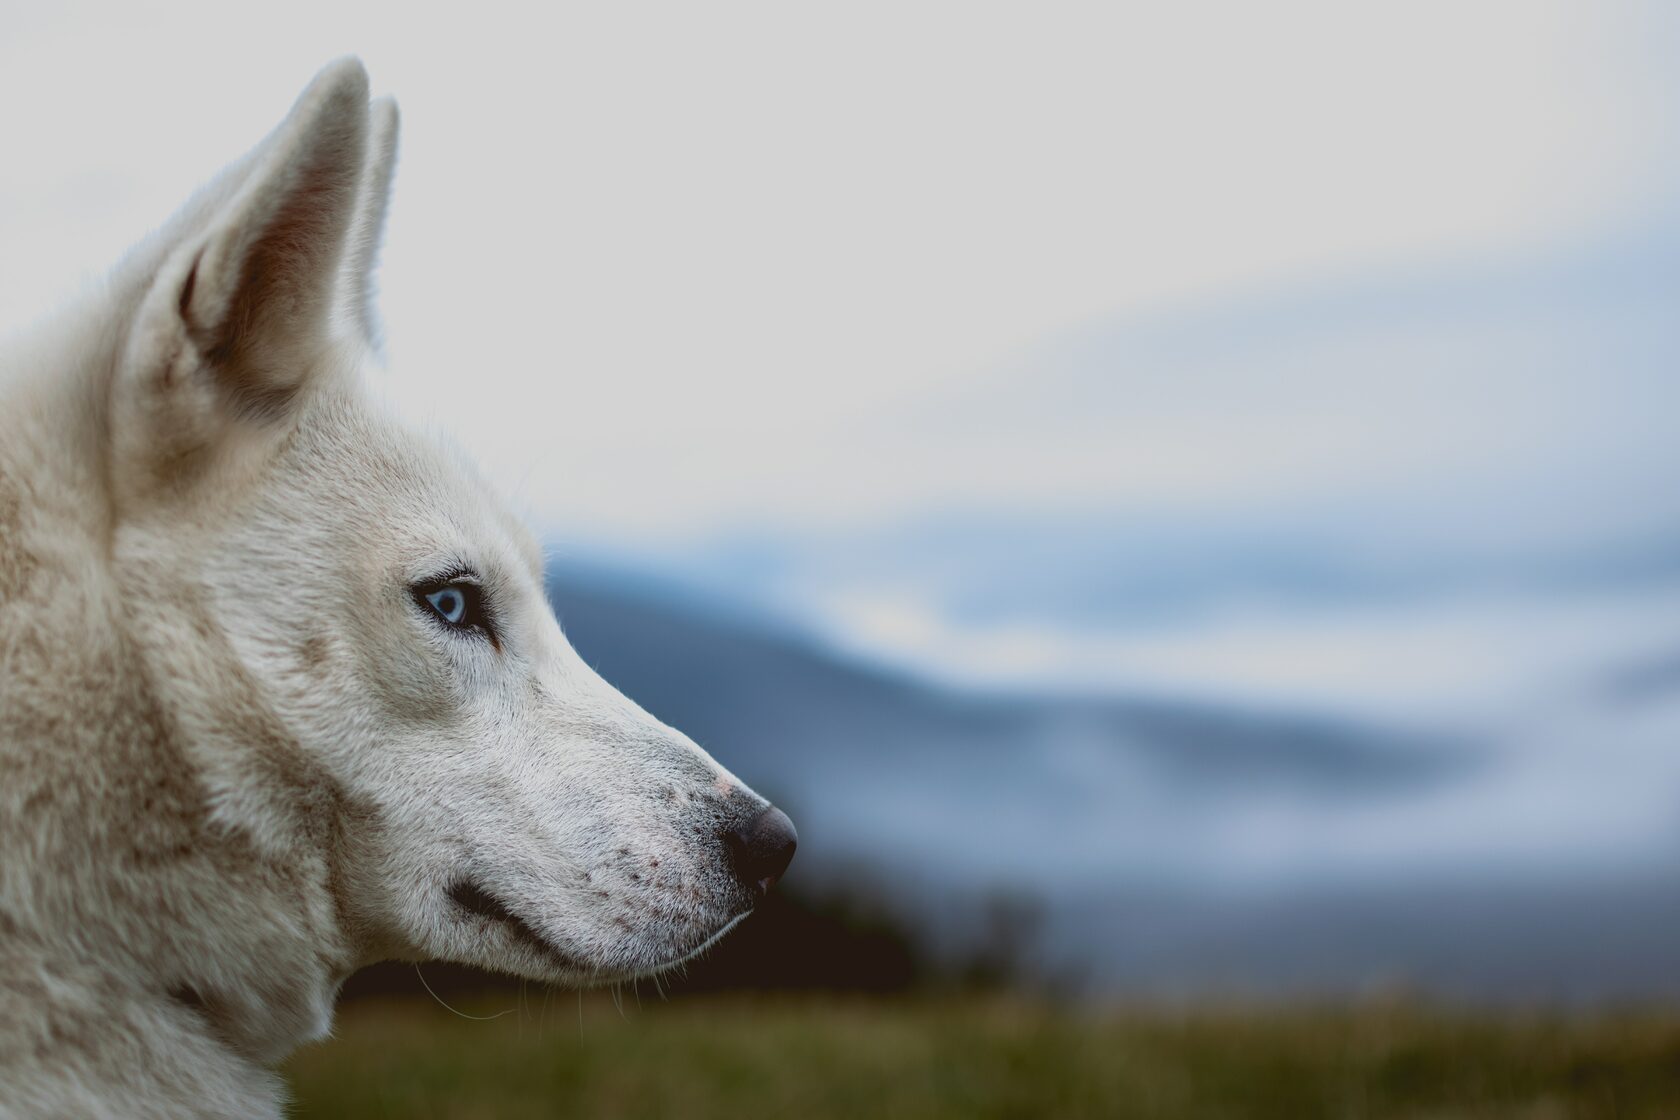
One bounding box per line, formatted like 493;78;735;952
0;59;795;1118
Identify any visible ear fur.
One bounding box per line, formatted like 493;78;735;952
114;59;372;490
338;97;400;356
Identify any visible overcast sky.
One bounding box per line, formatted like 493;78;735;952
3;2;1676;543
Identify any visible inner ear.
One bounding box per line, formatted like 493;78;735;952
172;250;293;421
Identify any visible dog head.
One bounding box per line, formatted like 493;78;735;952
103;61;793;988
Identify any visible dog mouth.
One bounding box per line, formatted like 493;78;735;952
446;878;751;981
446;880;596;975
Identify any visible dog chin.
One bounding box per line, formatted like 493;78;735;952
630;909;752;978
567;908;754;986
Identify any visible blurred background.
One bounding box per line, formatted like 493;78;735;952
6;2;1680;1114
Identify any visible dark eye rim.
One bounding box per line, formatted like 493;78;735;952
410;570;497;647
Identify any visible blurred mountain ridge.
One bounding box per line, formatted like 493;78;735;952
545;562;1680;1002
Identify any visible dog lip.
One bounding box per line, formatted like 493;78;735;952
446;879;593;974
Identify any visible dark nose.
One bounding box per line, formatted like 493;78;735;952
725;805;797;894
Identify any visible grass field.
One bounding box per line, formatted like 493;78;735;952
284;994;1680;1118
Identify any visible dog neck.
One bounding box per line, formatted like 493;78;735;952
0;302;355;1067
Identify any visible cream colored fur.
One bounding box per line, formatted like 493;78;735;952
0;60;781;1118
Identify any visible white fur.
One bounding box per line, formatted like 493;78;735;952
0;59;776;1117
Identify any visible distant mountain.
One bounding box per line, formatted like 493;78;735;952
546;564;1469;886
544;564;1680;1003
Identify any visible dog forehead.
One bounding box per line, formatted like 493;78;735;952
280;387;539;574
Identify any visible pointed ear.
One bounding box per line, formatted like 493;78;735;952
114;59;370;489
337;96;400;355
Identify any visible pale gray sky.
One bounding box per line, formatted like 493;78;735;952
2;2;1672;540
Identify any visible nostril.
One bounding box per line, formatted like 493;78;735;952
724;805;798;894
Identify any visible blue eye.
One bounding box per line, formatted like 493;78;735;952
412;576;491;641
425;587;467;625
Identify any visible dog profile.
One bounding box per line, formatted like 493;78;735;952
0;59;794;1118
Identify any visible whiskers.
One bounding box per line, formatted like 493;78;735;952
413;963;516;1022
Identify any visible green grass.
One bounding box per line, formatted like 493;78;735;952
285;994;1680;1119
